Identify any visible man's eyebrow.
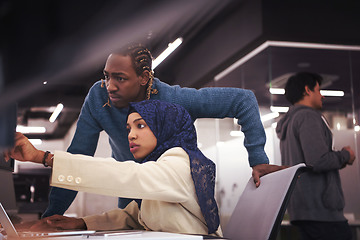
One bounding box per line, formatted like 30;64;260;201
103;70;126;76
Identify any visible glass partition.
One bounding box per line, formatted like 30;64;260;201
197;43;360;225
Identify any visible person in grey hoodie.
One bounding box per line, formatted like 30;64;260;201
276;72;355;240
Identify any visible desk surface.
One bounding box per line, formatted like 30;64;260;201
1;231;203;240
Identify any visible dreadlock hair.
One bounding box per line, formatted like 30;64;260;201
115;43;155;99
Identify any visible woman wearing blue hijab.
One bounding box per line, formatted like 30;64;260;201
6;100;222;236
129;100;220;234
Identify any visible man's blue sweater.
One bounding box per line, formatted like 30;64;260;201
43;78;269;217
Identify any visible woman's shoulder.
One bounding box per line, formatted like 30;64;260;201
163;147;188;156
158;147;189;163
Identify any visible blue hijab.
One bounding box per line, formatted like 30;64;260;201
128;100;220;234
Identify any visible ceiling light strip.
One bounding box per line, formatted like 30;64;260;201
49;103;64;123
214;40;360;82
29;139;43;145
269;88;344;97
270;106;289;113
230;131;244;137
267;41;360;51
269;88;285;95
320;90;344;97
16;126;46;134
153;38;183;70
261;112;280;122
214;41;269;81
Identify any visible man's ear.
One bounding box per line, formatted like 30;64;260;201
139;70;150;86
304;85;311;96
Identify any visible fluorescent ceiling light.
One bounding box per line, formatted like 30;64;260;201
215;41;269;81
28;139;42;145
270;106;289;113
320;90;344;97
153;38;183;69
355;125;360;132
269;88;344;97
261;112;280;122
31;106;57;112
230;131;244;137
269;88;285;95
215;40;360;81
49;103;64;123
267;40;360;51
16;126;46;134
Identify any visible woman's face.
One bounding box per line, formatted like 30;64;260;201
104;54;148;108
127;112;157;160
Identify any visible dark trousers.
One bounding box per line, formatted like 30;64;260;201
292;220;352;240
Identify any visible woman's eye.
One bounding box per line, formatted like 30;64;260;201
104;75;109;80
116;77;125;81
138;124;146;129
126;127;131;133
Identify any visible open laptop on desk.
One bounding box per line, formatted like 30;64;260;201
0;202;95;238
1;203;203;239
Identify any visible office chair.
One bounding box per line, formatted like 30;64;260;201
223;163;307;240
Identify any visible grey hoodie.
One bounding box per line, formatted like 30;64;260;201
276;105;349;222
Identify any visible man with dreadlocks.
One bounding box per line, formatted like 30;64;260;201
42;43;283;218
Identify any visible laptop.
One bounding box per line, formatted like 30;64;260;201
0;202;95;238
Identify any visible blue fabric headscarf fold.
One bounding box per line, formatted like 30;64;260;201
128;100;220;234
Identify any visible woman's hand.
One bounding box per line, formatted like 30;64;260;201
3;132;44;164
29;215;87;231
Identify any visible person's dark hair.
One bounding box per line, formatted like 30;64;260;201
116;43;153;76
284;72;323;104
114;43;155;100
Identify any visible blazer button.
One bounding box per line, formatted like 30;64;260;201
58;175;65;182
67;175;73;182
75;177;82;184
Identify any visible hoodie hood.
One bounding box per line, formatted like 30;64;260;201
276;105;315;140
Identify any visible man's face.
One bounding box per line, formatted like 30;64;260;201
103;54;148;108
308;82;324;110
127;112;157;160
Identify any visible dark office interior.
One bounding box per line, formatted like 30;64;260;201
1;1;360;239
